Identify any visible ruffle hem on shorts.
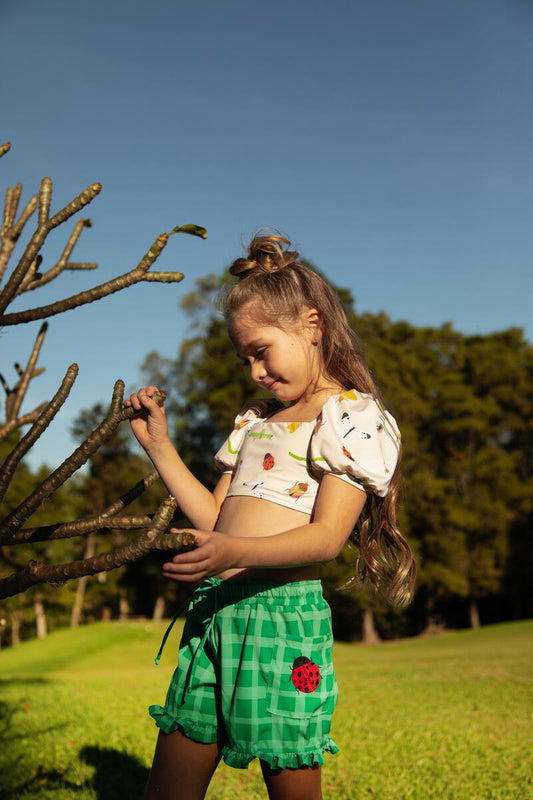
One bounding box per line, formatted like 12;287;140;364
149;704;339;771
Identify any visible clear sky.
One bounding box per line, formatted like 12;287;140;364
1;0;532;470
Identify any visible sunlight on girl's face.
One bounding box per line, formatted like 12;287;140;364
229;303;322;404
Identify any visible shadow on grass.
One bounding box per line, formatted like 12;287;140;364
0;702;148;799
81;745;149;800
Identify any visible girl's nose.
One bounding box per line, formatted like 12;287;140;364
251;360;266;383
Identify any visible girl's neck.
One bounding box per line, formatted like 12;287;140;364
272;381;344;422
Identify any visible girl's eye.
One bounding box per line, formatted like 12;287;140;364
255;348;266;359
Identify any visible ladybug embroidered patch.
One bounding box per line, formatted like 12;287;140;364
290;656;321;693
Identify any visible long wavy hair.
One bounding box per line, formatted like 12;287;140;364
220;232;415;607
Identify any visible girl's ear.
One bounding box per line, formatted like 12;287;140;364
303;307;323;342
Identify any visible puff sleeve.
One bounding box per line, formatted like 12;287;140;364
309;390;401;497
214;407;260;472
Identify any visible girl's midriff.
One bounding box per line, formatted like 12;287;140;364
215;495;321;583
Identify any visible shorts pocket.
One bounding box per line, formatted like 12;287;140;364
265;633;337;719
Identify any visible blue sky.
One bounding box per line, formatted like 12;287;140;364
1;0;532;470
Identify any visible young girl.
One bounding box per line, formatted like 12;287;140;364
127;233;415;800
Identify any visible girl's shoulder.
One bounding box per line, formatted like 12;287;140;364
311;388;401;498
319;388;385;416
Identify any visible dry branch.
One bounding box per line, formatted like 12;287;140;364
8;470;160;545
0;233;185;325
0;363;79;504
0;386;166;541
0;403;48;443
8;322;48;421
0;181;101;315
1;149;207;607
0;498;196;599
21;219;93;293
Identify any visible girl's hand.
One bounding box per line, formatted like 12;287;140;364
125;385;169;451
162;529;241;583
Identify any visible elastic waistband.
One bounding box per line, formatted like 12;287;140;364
197;576;324;605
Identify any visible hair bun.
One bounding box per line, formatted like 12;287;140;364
229;233;299;279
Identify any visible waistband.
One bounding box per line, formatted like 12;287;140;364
196;576;324;603
154;577;324;665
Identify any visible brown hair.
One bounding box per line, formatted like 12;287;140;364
221;232;415;607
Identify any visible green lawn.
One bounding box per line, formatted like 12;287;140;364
0;619;531;799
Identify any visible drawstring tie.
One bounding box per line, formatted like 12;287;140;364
154;577;222;667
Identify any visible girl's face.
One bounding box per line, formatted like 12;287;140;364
229;304;322;404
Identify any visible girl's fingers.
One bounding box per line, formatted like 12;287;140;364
162;559;210;577
127;386;161;410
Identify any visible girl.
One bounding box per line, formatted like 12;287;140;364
127;233;415;800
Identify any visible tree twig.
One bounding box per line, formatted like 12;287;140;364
0;403;48;443
0;363;79;505
0;233;178;325
8;322;48;421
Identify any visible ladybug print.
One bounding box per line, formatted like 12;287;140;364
263;452;275;470
290;656;321;693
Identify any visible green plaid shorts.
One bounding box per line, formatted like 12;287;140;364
149;577;339;770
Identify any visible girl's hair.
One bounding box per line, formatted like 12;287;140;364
221;232;415;608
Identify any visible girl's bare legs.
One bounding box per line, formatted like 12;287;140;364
144;729;222;800
261;761;323;800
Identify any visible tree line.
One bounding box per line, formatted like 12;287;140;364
2;258;531;645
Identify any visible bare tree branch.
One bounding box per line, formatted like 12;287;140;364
11;194;38;241
64;262;98;271
0;403;49;443
8;322;49;421
0;498;196;599
21;219;93;293
6;470;161;545
0;185;37;284
9;515;154;545
0;363;79;505
38;177;52;228
0;181;101;315
0;383;166;539
0;232;182;325
0;152;208;607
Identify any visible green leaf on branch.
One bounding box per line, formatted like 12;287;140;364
169;224;208;239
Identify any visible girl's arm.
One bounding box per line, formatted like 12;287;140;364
162;475;367;582
126;386;230;530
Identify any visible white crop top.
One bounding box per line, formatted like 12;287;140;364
214;390;401;516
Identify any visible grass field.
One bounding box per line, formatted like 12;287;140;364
0;618;531;799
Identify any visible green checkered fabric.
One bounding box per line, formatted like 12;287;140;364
149;578;339;770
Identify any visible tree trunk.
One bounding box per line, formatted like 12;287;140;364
119;587;129;621
102;605;112;621
361;607;381;644
11;610;20;646
70;532;96;627
34;592;47;638
469;598;481;629
152;595;166;621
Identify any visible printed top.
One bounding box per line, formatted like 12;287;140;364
214;389;401;515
